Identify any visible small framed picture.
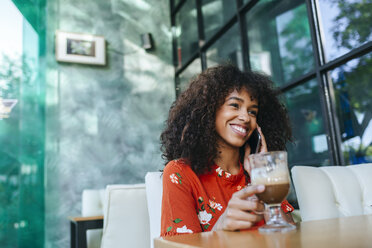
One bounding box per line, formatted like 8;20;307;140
55;31;106;66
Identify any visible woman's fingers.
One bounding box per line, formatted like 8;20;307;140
213;186;266;231
234;184;265;199
228;197;261;211
223;209;263;230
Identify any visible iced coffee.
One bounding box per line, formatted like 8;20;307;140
248;151;295;233
251;165;290;204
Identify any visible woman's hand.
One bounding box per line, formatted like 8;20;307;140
212;185;265;231
244;125;268;175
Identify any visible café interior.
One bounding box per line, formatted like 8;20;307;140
0;0;371;247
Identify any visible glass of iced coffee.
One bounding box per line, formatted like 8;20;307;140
249;151;296;233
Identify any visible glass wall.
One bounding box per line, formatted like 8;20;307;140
329;53;372;164
175;0;199;67
206;23;242;69
202;0;236;40
285;79;329;166
170;0;372;206
317;0;372;62
178;58;201;93
246;0;314;86
0;0;45;247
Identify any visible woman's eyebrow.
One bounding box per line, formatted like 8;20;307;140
226;97;259;108
227;96;243;102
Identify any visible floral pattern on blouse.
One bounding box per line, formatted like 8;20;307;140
216;167;232;178
198;210;212;226
176;225;193;234
209;199;223;211
170;172;182;184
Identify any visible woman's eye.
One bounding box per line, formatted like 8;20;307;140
229;103;239;109
248;110;258;117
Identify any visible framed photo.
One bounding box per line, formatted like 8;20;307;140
55;31;106;66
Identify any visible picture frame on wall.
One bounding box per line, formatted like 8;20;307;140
55;31;106;66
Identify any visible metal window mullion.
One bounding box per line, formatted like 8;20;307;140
236;0;250;71
318;41;372;73
238;0;260;71
305;0;343;166
170;0;178;97
172;0;187;17
196;0;206;71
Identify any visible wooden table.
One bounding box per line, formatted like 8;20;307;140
155;215;372;248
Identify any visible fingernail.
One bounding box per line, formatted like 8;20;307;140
257;185;265;191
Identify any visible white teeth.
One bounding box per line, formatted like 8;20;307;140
231;125;246;134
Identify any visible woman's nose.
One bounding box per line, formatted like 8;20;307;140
238;111;249;122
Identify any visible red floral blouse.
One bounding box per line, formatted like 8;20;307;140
161;159;293;236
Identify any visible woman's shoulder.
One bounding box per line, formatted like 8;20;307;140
163;159;193;174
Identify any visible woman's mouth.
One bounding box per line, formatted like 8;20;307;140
230;124;248;137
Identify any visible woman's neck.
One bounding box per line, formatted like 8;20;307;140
214;145;240;175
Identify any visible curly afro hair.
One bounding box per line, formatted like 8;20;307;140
160;64;292;175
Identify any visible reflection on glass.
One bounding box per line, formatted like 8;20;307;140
246;0;314;86
174;0;181;7
175;0;199;67
206;24;242;70
178;58;201;93
202;0;236;41
0;0;44;247
284;79;329;167
329;52;372;164
318;0;372;62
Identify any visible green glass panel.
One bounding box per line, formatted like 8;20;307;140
284;79;329;167
318;0;372;62
246;0;314;86
178;58;201;93
329;52;372;164
175;0;199;66
206;23;243;70
202;0;237;41
0;0;45;247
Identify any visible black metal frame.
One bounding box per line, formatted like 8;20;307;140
70;216;103;248
170;0;372;166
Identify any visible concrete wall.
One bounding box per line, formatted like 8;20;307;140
44;0;174;246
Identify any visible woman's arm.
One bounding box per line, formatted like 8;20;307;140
161;161;202;236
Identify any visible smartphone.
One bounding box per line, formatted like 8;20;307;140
247;129;261;154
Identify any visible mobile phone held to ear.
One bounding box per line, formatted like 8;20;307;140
247;129;261;154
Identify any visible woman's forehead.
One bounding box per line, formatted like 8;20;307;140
227;87;257;99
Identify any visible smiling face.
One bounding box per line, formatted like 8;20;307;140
215;89;259;149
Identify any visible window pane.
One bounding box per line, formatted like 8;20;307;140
0;0;44;246
174;0;181;7
178;58;201;93
318;0;372;62
246;0;314;86
284;79;329;167
175;0;199;66
206;24;242;70
202;0;237;41
329;52;372;164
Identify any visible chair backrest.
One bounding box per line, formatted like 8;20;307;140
100;184;150;248
81;189;105;248
291;163;372;222
145;172;163;248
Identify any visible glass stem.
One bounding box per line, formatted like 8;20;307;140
266;204;284;224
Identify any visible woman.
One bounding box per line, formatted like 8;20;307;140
160;64;293;236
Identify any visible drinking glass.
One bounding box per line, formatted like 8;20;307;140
249;151;296;233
